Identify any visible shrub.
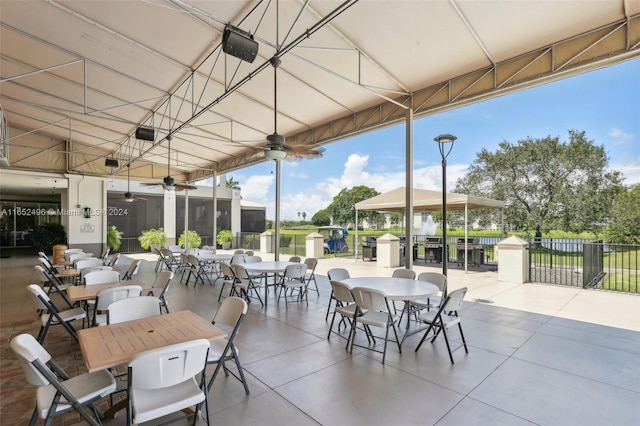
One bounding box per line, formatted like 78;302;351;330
30;223;67;254
106;225;122;251
179;230;202;249
138;227;167;250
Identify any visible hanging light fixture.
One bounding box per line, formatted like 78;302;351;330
265;56;287;161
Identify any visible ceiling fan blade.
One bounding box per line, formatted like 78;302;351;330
141;182;162;187
284;145;325;161
174;183;198;191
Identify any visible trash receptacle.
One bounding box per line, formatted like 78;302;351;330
52;244;68;265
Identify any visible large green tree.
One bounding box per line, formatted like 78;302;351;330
455;130;623;235
326;186;381;227
604;184;640;244
311;209;331;226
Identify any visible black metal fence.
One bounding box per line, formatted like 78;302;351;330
528;238;639;293
121;233;638;294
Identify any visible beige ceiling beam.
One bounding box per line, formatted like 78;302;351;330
196;14;640;178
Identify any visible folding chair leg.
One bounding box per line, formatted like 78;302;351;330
414;322;436;352
459;323;468;353
28;407;38;426
441;327;455;364
325;292;335;321
231;347;250;395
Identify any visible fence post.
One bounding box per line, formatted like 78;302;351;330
583;240;604;288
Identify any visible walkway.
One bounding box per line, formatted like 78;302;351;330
1;251;638;425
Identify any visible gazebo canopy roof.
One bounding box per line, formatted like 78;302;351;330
355;187;505;213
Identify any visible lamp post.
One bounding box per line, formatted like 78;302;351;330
433;133;457;277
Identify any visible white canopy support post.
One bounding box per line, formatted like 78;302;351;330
184;190;189;250
355;209;359;261
274;159;281;261
212;171;217;253
465;202;468;273
405;107;414;269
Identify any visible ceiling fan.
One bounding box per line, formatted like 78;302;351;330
141;135;197;191
263;56;325;162
123;163;146;203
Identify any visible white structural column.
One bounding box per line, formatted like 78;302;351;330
212;171;217;253
274;159;281;261
231;187;242;243
184;190;189;248
405;108;414;269
164;191;176;245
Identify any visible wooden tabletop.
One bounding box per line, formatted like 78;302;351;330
66;279;152;302
78;310;227;373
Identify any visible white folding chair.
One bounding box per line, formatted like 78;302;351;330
106;252;121;268
121;259;141;280
325;268;351;320
412;272;448;314
277;263;308;308
149;270;174;313
93;285;142;326
33;264;73;308
107;296;162;324
69;253;93;264
99;247;110;264
75;258;104;272
79;266;113;284
230;263;264;306
303;257;319;294
392;268;416;280
390;268;416;312
204;297;250;394
327;280;368;349
350;286;401;364
26;284;86;344
126;339;210;426
217;261;236;302
415;287;469;364
84;270;120;285
11;333;116;426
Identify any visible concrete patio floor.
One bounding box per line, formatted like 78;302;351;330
1;251;638;425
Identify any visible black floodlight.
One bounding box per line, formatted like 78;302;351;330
135;126;155;141
104;158;119;168
222;25;259;63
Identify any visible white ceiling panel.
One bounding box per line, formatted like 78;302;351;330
1;0;637;184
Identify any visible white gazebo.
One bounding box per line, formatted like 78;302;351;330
355;187;505;271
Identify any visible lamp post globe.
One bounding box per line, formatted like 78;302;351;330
433;134;457;276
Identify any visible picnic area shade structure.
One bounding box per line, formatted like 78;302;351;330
354;187;505;272
354;187;505;213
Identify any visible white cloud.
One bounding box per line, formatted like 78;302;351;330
614;161;640;185
609;127;634;145
246;152;471;220
240;174;274;207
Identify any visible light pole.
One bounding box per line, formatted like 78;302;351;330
433;134;457;277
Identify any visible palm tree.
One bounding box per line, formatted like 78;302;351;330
225;176;240;189
302;211;307;223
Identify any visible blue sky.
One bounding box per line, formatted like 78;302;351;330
228;58;639;221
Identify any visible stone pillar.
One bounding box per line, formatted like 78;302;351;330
497;236;529;284
306;232;324;258
260;231;274;254
376;233;400;268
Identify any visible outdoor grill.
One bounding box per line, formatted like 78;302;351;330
362;236;377;261
456;237;484;265
422;237;443;263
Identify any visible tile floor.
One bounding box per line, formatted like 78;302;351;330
1;251;639;425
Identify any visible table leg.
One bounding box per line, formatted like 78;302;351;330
399;300;427;347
